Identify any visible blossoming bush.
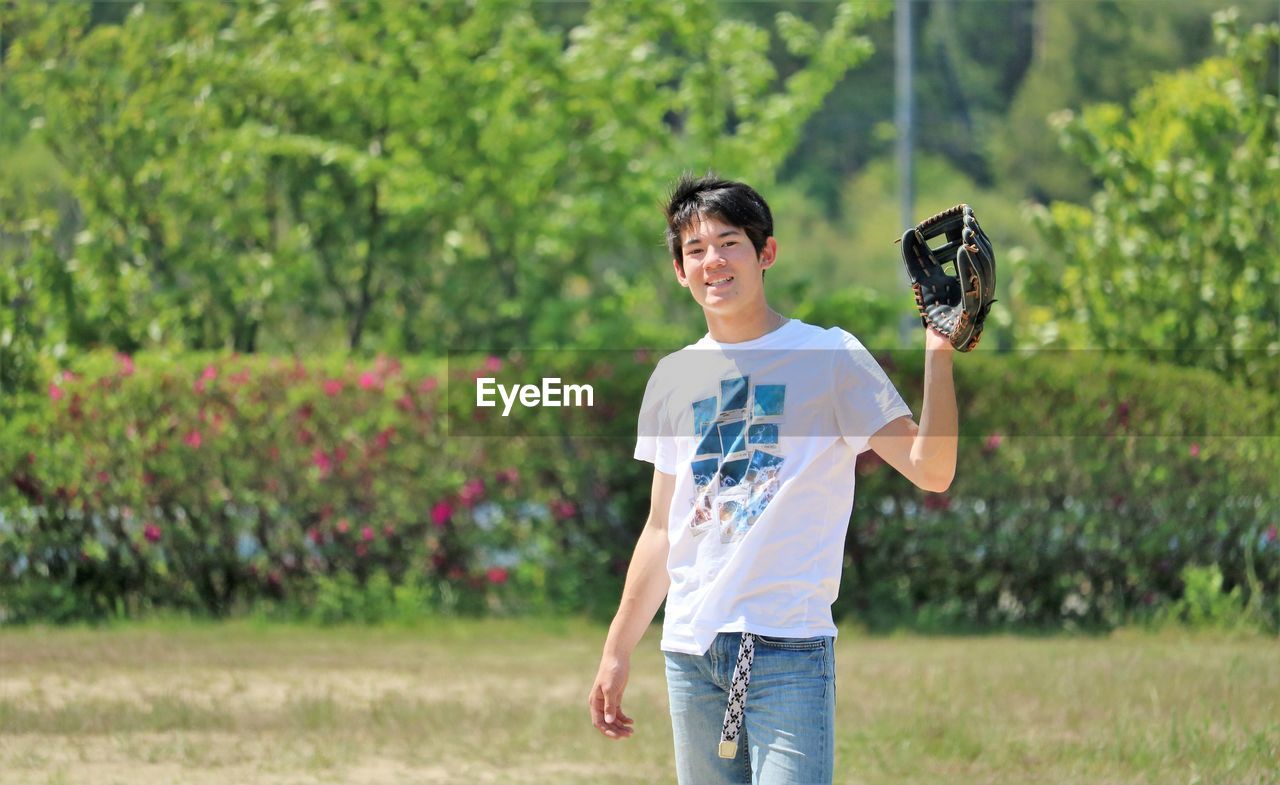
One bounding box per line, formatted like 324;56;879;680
0;350;651;623
1;348;1276;631
846;350;1280;632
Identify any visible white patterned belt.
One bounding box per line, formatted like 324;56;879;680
718;632;757;759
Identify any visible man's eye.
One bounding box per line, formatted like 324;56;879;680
724;241;737;247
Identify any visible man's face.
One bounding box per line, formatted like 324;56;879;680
674;214;776;315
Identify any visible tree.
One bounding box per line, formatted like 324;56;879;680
1026;11;1279;384
1;0;889;357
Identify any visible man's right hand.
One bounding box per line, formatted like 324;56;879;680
588;653;636;740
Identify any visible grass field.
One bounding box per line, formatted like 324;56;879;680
0;617;1277;784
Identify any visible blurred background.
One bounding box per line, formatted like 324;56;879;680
1;0;1277;632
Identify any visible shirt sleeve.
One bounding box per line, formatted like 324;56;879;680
833;331;913;453
634;360;678;474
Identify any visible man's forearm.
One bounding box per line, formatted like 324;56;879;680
603;523;671;660
911;350;958;489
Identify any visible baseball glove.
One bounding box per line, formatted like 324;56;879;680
899;203;996;352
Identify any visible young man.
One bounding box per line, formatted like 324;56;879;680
587;174;958;784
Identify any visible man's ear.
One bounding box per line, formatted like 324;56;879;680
758;237;778;271
673;257;690;287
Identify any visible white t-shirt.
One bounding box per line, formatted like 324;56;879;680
634;319;912;655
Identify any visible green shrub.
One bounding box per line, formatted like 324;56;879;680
1;347;1276;632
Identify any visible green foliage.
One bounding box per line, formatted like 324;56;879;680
1026;13;1280;384
992;0;1277;203
2;349;1275;631
1163;564;1251;630
0;0;886;357
845;350;1279;633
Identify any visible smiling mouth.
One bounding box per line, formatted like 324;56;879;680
706;276;734;288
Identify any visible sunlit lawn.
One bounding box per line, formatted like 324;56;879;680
0;617;1277;784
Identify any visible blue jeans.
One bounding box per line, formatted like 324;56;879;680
664;631;836;785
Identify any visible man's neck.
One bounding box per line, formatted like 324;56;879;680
704;304;787;344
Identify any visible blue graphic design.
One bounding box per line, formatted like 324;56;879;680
691;458;720;489
695;426;722;457
687;377;788;542
748;423;779;446
718;458;749;488
693;397;717;436
718;419;747;456
753;385;785;417
720;376;749;413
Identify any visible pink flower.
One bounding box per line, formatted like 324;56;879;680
550;499;578;521
49;382;63;401
373;427;396;450
486;566;509;585
184;430;203;449
383;524;396;538
431;501;453;528
312;450;332;475
361;525;374;542
419;377;438;393
1266;525;1277;544
307;527;323;545
202;364;218;382
355;543;368;557
1189;442;1201;458
984;434;1003;452
496;467;520;485
117;354;135;377
336;518;351;535
484;355;503;373
359;372;379;390
459;479;485;508
143;523;161;543
396;393;414;413
229;369;251;386
323;379;343;397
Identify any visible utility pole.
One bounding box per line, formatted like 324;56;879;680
895;0;914;233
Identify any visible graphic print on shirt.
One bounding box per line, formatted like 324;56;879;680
690;377;786;543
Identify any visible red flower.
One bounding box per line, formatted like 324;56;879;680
229;369;250;386
336;518;351;535
307;527;323;545
550;499;577;520
396;393;414;413
184;430;203;449
359;372;379;390
923;493;952;512
383;524;396;538
312;450;332;475
419;377;438;393
984;434;1003;452
361;525;374;542
431;501;453;528
486;566;510;585
459;479;485;508
484;355;503;373
1266;525;1277;544
355;543;368;557
323;379;343;397
117;354;135;377
49;382;64;402
373;427;396;450
143;523;162;543
496;467;520;485
1189;442;1201;458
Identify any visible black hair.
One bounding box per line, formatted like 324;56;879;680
664;172;773;272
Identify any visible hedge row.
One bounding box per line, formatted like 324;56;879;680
1;347;1276;629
